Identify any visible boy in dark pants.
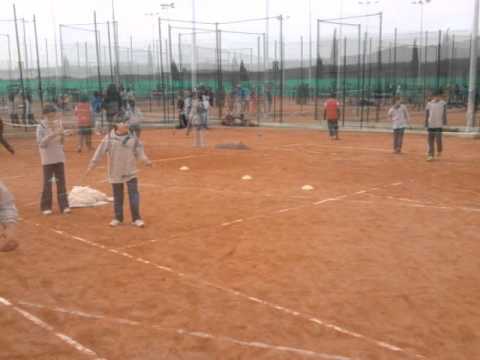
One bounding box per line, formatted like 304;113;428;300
323;94;341;140
86;121;152;227
425;90;447;161
36;104;71;215
0;118;15;155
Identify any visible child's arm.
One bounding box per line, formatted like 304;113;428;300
36;124;62;148
0;183;18;228
87;135;110;173
425;104;430;128
134;141;152;166
442;103;448;126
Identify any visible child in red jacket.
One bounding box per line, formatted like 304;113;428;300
75;95;93;152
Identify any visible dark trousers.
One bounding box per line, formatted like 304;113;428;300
327;120;339;138
0;136;14;154
41;163;69;212
112;178;140;222
393;128;405;152
428;128;443;156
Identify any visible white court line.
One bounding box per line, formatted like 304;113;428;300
17;301;352;360
0;296;106;360
152;154;208;163
119;182;399;250
49;228;426;360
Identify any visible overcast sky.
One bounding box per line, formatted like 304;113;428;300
1;0;477;50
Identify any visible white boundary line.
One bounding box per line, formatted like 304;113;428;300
117;182;402;251
48;226;426;360
0;296;106;360
16;301;352;360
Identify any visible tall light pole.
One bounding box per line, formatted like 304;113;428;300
192;0;197;89
412;0;431;100
466;0;479;130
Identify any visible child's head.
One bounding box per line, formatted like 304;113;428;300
114;121;129;135
394;96;402;106
432;89;444;101
43;103;57;122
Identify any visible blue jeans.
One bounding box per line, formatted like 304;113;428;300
393;128;405;152
201;111;208;129
112;178;140;222
327;120;339;138
427;128;443;156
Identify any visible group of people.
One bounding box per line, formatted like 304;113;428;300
0;91;151;252
323;89;447;160
0;86;451;252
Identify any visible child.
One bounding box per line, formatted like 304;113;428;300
187;91;206;147
388;97;410;154
0;117;15;155
36;104;71;215
86;121;152;227
323;93;341;140
425;89;447;161
0;181;18;252
75;95;93;152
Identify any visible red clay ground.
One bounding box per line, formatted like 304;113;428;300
1;127;480;360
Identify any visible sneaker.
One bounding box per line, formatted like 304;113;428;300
63;208;71;214
133;219;145;228
0;240;18;252
42;210;53;216
110;219;122;227
427;156;434;161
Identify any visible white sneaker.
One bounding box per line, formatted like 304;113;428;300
63;208;71;214
133;219;145;228
42;210;53;216
427;156;434;161
110;219;122;227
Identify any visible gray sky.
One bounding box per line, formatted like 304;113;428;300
6;0;476;45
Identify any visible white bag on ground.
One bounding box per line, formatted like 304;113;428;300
68;186;113;208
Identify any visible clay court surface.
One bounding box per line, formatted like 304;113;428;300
1;127;480;360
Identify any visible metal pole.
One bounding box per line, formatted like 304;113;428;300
423;30;428;107
393;28;397;91
308;0;312;85
360;31;367;128
314;19;320;121
85;42;89;91
257;35;261;124
279;15;284;123
59;24;65;91
191;0;197;90
357;24;361;118
376;12;383;122
7;34;12;82
342;37;347;127
466;0;480;129
33;15;44;109
168;24;174;123
93;11;103;92
107;21;114;83
45;38;49;83
22;19;29;80
158;18;167;123
436;30;442;91
178;33;183;73
112;0;120;84
13;5;26;130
